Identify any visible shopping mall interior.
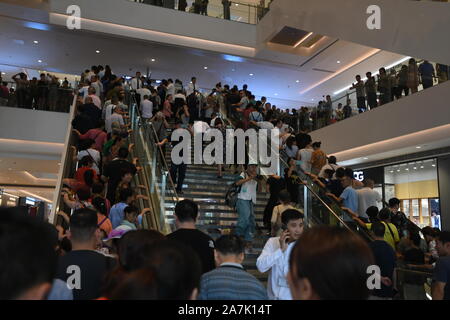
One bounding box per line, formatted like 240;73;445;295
1;0;450;302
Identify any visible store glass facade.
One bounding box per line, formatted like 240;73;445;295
384;158;440;229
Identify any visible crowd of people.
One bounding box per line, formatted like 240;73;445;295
2;62;449;301
0;72;74;111
132;0;271;21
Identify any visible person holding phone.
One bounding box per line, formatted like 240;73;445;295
256;209;304;300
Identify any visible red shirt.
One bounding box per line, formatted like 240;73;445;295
79;129;107;152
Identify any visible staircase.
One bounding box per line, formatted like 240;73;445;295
162;135;270;283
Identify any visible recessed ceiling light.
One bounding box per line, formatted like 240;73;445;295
296;80;300;83
416;146;421;149
390;171;394;173
311;99;314;101
95;50;100;54
363;157;368;160
337;60;341;64
420;166;424;169
397;169;400;172
235;3;239;5
38;60;42;63
151;58;156;62
405;168;409;171
249;73;254;76
231;69;235;72
33;40;39;44
274;93;278;96
204;66;208;70
432;164;436;167
413;167;417;170
1;72;5;75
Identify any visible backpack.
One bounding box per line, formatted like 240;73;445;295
225;182;242;208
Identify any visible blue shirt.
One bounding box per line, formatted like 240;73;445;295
433;256;450;300
340;186;358;221
109;202;128;229
418;62;434;80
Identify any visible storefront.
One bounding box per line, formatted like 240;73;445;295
352;158;441;229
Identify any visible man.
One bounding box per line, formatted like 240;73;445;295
102;147;137;203
166;78;175;96
89;75;103;99
158;120;192;194
56;208;116;300
0;207;57;300
80;96;102;125
432;231;450;300
140;95;153;121
167;199;216;274
371;208;400;250
84;85;102;110
369;222;396;299
351;75;366;113
231;90;249;120
327;168;358;225
257;209;304;300
107;105;126;135
418;60;435;89
356;179;381;222
198;235;268;300
365;72;378;109
235;164;260;250
342;99;353;119
186;76;198;96
131;71;143;106
323;95;333;125
136;85;151;104
388;197;409;237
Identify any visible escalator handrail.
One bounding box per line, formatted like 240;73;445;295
129;93;180;202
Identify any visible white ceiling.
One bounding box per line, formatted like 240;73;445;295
0;13;407;108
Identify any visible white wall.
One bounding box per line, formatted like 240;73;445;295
49;0;257;56
310;80;450;161
0;107;68;143
259;0;450;65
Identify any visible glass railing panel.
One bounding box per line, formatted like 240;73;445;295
128;94;179;234
0;80;74;113
128;0;267;24
395;267;434;300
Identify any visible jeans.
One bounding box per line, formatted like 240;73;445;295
235;199;255;241
170;163;187;192
367;92;378;109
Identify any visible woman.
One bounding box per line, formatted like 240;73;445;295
288;226;374;300
92;196;113;237
162;94;173;119
63;156;97;193
114;170;134;204
284;135;298;159
296;141;313;174
407;58;419;94
310;141;327;176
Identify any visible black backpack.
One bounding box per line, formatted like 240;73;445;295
225;182;242;208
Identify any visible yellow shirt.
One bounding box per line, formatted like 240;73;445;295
366;222;400;249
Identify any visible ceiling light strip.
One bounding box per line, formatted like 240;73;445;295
293;32;314;48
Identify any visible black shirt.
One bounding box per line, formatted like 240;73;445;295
103;159;137;202
369;240;396;298
80;103;102;125
56;250;116;300
266;176;286;200
167;229;215;274
72;113;95;134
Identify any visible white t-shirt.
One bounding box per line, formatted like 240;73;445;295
104;104;115;128
318;163;341;178
166;83;175;96
298;148;313;173
106;113;124;133
77;149;101;174
140;99;153;119
257;121;275;130
237;172;257;204
356;187;381;219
